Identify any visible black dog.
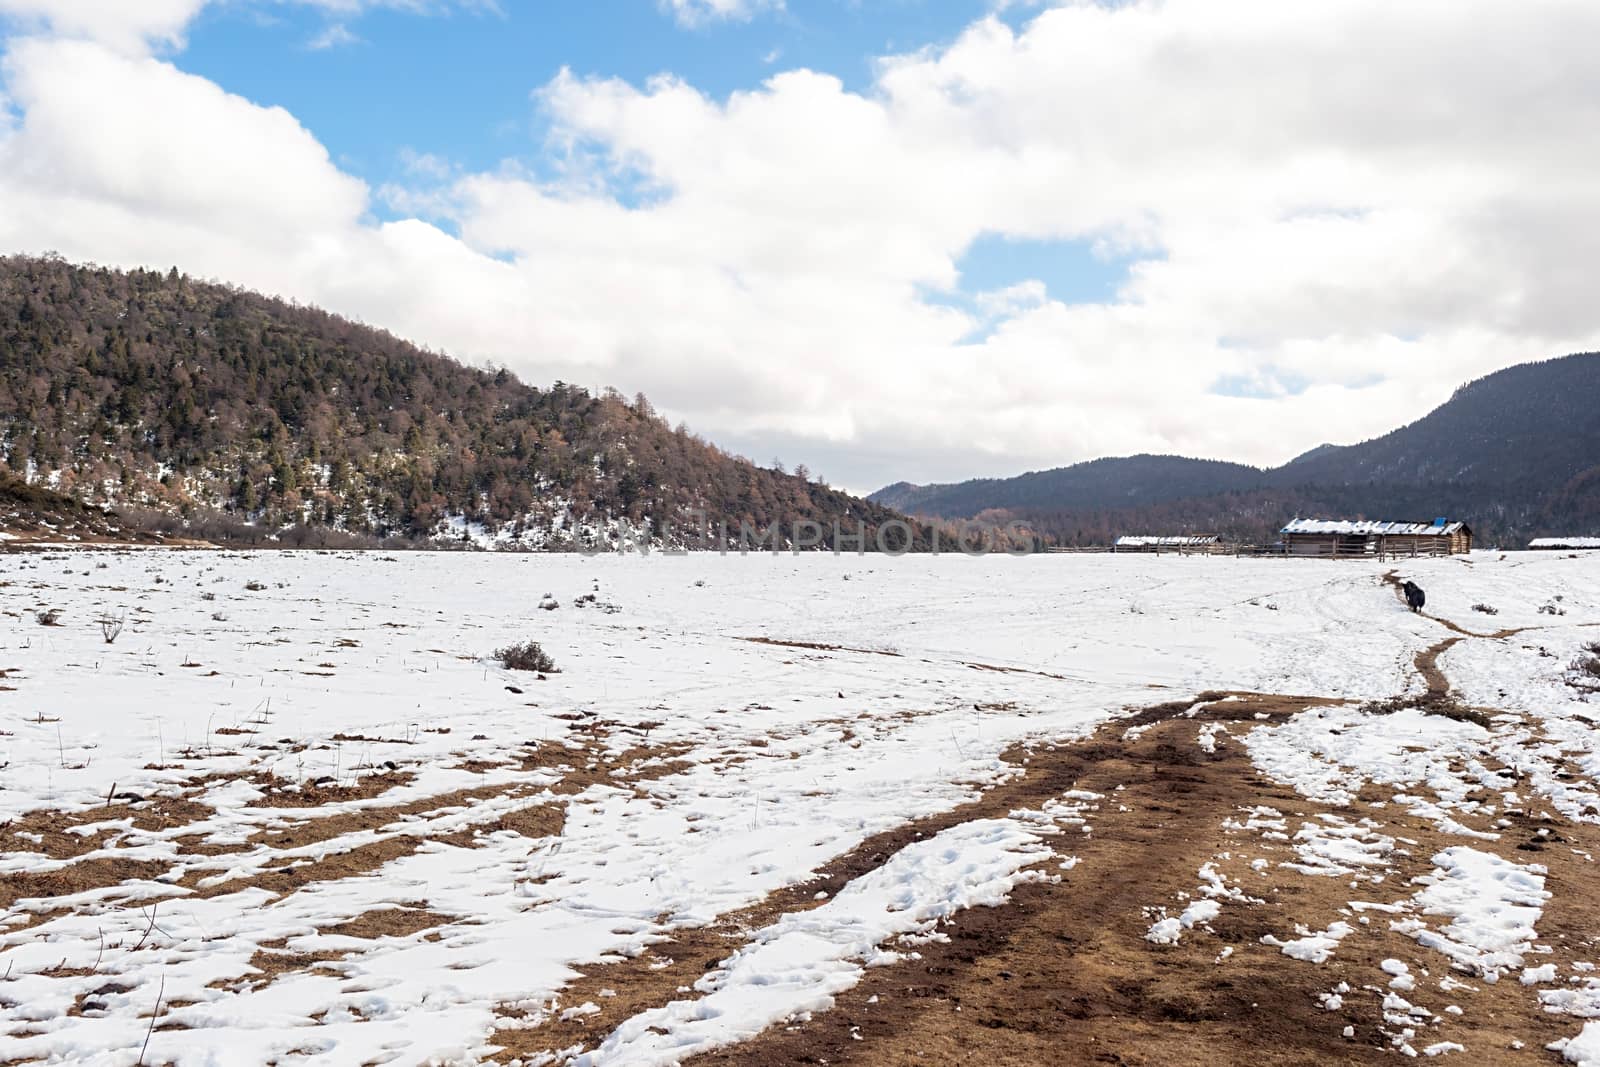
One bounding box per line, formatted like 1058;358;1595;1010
1402;580;1426;613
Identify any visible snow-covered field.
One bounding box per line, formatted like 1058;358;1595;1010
3;548;1600;1064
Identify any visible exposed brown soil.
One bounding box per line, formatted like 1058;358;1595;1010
488;694;1332;1064
433;801;566;848
741;637;902;657
197;794;565;898
963;661;1070;680
321;906;449;939
522;739;697;796
14;596;1595;1066
211;910;450;995
480;673;1600;1067
1416;636;1464;698
2;794;218;860
1380;570;1530;642
248;781;537;849
1357;638;1494;728
241;945;350;989
0;856;171;911
682;700;1599;1067
243;769;417;808
1;733;671;929
195;836;423;900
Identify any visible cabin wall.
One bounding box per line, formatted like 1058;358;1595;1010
1285;534;1372;557
1284;526;1471;557
1382;534;1451;557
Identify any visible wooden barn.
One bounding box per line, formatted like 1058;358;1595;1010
1530;538;1600;550
1280;518;1472;558
1113;535;1220;555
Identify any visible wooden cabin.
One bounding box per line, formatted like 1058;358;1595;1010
1280;518;1472;558
1113;535;1220;555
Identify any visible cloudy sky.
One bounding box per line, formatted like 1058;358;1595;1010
1;0;1596;493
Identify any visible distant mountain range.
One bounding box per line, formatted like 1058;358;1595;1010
871;354;1600;546
0;256;913;548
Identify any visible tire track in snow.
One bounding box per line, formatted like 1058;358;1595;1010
489;694;1337;1064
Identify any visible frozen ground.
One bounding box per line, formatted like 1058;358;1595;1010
2;548;1600;1064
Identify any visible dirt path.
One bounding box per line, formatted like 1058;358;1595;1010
679;696;1600;1067
486;693;1327;1062
489;585;1600;1067
494;689;1599;1066
691;696;1387;1066
1415;636;1463;698
684;593;1600;1065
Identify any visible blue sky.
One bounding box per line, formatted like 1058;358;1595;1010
4;0;1570;490
184;2;1005;178
176;0;1123;304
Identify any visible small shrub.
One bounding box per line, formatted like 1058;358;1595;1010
97;612;126;644
1471;603;1499;615
1570;644;1600;690
496;640;558;673
244;580;266;592
35;608;62;626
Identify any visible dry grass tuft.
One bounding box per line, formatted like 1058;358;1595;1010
496;640;558;673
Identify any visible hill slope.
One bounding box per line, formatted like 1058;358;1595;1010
1272;355;1600;488
872;455;1266;519
872;354;1600;545
0;255;908;547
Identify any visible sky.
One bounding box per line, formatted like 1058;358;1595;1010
1;0;1597;495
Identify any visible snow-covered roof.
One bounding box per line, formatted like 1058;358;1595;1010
1280;518;1467;537
1115;535;1219;546
1530;537;1600;549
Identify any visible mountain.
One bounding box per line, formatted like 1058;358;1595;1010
1272;355;1600;488
0;255;914;548
871;354;1600;545
871;455;1265;519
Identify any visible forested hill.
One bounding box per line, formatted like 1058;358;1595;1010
1272;354;1600;489
872;455;1267;518
871;353;1600;546
0;255;908;547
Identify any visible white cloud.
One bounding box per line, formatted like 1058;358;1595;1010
0;1;496;55
976;280;1049;319
659;0;784;29
4;0;1600;493
0;0;208;53
0;38;366;236
306;22;361;49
